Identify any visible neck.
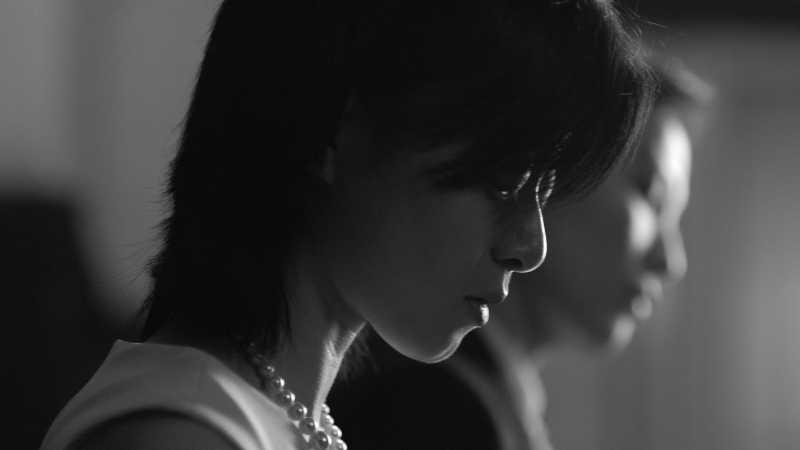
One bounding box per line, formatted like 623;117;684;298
270;298;363;419
259;237;366;420
150;239;365;423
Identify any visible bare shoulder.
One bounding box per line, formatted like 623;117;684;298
75;411;239;450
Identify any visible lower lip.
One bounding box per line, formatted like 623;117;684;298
630;293;653;320
465;299;489;326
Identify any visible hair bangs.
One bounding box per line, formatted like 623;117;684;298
412;0;652;209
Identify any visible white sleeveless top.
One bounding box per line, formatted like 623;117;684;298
41;341;305;449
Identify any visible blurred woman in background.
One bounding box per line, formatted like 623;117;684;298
330;56;708;450
503;56;711;351
487;56;711;448
41;1;650;449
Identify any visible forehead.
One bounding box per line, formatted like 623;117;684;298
630;110;692;182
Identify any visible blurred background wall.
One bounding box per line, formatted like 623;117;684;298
0;1;219;447
541;3;800;450
0;0;797;448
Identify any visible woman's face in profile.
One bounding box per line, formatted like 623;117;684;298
311;134;547;363
514;108;692;350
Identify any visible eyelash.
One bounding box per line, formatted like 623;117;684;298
486;169;557;207
487;169;532;201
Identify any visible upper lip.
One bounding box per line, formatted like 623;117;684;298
640;277;664;303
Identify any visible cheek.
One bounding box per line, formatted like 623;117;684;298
627;197;658;255
319;194;406;300
320;184;491;314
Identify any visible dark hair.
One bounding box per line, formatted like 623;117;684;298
141;0;653;356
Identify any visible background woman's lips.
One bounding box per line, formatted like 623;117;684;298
641;277;664;303
631;293;654;320
628;278;664;321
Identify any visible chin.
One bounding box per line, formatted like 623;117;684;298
605;315;637;354
388;328;471;364
577;314;637;354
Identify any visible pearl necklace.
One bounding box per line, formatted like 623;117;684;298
244;342;347;450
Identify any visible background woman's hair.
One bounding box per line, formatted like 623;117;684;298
651;53;714;108
140;0;654;355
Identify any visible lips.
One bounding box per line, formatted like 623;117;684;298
630;293;653;320
640;277;664;303
461;290;504;326
464;298;490;326
464;290;506;306
628;278;664;321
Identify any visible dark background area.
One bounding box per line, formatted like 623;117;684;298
618;0;799;22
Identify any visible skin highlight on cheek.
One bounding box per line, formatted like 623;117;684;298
628;196;659;257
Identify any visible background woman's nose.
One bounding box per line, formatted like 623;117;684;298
491;209;547;273
644;227;687;283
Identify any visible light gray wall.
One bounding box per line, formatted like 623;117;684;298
0;0;222;327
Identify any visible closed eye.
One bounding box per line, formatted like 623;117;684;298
630;173;667;212
487;169;532;201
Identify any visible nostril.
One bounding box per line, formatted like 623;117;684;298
505;257;525;273
491;209;547;273
492;252;530;274
645;232;687;282
495;240;546;274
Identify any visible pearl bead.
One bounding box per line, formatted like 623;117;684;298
311;430;331;449
267;375;284;392
258;365;275;378
276;389;295;407
298;417;317;435
241;344;345;447
287;402;307;421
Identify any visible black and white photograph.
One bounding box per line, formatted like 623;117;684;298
2;1;798;449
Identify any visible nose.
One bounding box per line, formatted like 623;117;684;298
643;225;687;284
491;205;547;273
